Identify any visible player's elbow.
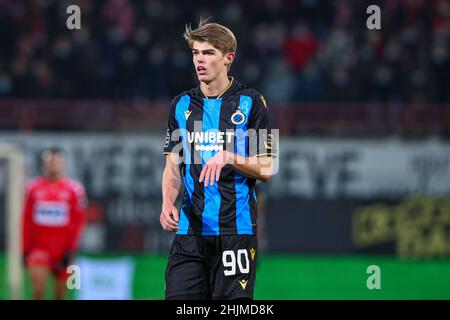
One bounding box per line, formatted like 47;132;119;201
258;170;274;182
258;166;274;182
259;175;270;182
257;158;275;182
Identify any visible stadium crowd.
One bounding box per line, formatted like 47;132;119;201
0;0;448;103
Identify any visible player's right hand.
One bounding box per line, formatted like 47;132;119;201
160;203;179;232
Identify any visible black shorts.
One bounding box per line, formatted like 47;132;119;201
165;235;258;300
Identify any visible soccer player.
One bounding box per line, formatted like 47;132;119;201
160;19;277;300
22;147;87;300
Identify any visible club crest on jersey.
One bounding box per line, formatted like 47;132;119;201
231;109;246;125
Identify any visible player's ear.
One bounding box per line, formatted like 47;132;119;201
224;52;235;68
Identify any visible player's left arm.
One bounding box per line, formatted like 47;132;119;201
58;182;87;271
66;182;88;254
230;153;274;181
199;152;274;186
199;94;277;185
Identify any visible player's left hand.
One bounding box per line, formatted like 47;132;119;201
199;150;234;186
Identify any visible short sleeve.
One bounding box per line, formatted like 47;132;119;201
163;98;182;155
248;94;277;158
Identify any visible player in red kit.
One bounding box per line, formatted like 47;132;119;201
22;148;87;300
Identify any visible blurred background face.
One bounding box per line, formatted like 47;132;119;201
42;152;64;177
192;41;232;84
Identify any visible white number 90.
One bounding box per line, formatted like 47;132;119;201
222;249;250;276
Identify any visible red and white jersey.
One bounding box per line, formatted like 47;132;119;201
22;176;87;255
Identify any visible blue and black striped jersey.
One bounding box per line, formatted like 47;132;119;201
163;77;276;236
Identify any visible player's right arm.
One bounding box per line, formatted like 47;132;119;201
160;96;183;232
22;182;35;257
160;153;182;232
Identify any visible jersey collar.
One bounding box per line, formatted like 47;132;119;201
198;77;240;99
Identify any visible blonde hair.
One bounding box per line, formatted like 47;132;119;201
184;18;237;55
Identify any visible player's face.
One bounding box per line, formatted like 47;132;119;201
192;41;233;84
43;153;65;177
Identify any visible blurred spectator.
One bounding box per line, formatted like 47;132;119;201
0;0;447;103
283;22;318;72
262;58;296;102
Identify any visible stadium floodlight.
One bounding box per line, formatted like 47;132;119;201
0;144;24;299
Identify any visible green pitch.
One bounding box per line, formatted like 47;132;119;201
1;253;450;299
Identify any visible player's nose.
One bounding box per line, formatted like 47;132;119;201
196;54;205;63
